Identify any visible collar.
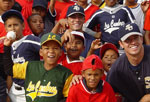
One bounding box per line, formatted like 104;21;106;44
81;78;104;94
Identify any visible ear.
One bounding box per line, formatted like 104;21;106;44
39;48;43;57
81;71;85;77
119;41;124;49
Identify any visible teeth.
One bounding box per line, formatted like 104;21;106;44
130;46;137;48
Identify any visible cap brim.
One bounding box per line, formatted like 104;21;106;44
67;12;85;17
121;32;143;41
41;39;62;47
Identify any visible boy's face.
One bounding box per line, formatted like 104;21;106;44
65;36;84;61
29;15;44;36
67;13;85;31
5;17;24;40
0;0;14;12
40;41;62;68
102;49;118;72
32;6;46;18
82;68;103;91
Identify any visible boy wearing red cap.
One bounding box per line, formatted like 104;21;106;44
66;54;116;102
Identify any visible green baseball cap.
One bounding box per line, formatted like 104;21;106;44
40;32;62;46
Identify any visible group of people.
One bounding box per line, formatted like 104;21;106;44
0;0;150;102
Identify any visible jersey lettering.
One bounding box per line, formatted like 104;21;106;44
145;77;150;89
26;81;57;101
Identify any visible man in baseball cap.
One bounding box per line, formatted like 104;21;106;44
106;22;150;102
66;54;116;102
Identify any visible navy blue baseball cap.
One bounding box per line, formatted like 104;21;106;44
118;23;143;41
2;9;24;22
67;5;85;17
32;0;48;9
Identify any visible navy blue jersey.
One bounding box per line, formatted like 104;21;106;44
86;4;135;46
106;45;150;102
11;34;41;86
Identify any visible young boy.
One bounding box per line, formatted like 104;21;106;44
58;31;85;75
3;32;73;102
2;9;41;102
66;54;116;102
28;14;44;37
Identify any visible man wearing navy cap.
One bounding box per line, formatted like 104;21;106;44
107;23;150;102
52;5;100;58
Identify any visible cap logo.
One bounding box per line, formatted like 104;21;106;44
125;24;133;31
73;5;80;11
48;34;56;40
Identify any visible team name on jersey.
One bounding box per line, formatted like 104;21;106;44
104;19;125;34
26;81;57;101
145;76;150;89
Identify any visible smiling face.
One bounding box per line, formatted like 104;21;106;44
67;13;85;31
40;40;62;70
102;49;118;72
119;35;143;57
65;36;84;61
82;68;103;91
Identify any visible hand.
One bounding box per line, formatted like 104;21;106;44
61;30;75;44
94;32;102;39
58;19;69;33
139;94;150;102
3;37;15;46
69;75;82;87
90;39;102;50
141;1;150;13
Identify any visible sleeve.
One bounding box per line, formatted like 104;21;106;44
144;8;150;30
123;6;135;23
66;85;77;102
3;46;13;76
13;62;28;79
48;7;56;25
63;74;73;97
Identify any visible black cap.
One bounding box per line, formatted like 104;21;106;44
2;9;24;22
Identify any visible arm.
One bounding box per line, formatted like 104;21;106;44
87;39;101;57
51;19;68;34
49;0;56;14
144;30;150;45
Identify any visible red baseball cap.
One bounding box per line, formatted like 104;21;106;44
100;43;119;59
82;54;103;71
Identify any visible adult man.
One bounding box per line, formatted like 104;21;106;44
107;23;150;102
52;5;99;58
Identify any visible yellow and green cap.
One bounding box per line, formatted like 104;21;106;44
40;32;62;46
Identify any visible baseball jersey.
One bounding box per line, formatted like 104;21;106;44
11;34;41;87
85;4;135;46
12;61;73;102
58;3;99;23
58;52;83;75
130;4;144;34
107;45;150;102
66;79;116;102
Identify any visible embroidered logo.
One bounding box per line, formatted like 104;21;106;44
73;5;80;11
26;81;57;101
125;24;133;31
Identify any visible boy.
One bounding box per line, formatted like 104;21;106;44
28;14;44;37
3;32;73;102
66;54;116;102
2;9;41;102
58;31;85;75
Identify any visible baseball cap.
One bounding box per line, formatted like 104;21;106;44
67;5;85;17
40;32;62;46
118;23;143;41
70;31;85;44
100;43;119;59
82;54;103;71
2;9;24;22
32;0;48;9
